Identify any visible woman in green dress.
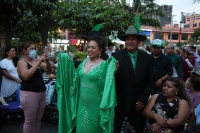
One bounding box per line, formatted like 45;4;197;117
56;35;117;133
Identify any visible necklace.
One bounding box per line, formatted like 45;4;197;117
88;58;98;70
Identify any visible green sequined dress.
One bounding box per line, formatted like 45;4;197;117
56;53;116;133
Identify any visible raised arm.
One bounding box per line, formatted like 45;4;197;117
17;59;42;81
39;55;52;72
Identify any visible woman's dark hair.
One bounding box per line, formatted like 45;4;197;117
18;41;34;55
88;35;109;60
2;46;19;67
2;46;14;59
179;47;186;53
13;56;19;67
190;73;200;91
165;77;191;105
186;52;194;58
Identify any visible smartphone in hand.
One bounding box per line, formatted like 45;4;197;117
44;46;48;56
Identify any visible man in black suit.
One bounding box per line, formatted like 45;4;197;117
112;26;153;133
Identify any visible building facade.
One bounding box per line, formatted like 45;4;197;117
182;12;200;30
141;24;194;44
159;5;173;26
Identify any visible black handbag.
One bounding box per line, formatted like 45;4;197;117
120;117;136;133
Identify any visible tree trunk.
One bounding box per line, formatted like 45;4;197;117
0;29;6;59
41;31;48;46
37;11;52;46
5;29;13;46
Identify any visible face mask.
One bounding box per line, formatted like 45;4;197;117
28;50;37;59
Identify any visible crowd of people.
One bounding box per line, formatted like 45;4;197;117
0;25;200;133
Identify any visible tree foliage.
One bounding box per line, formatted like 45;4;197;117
58;0;164;38
15;10;41;42
193;28;200;43
0;0;164;49
187;28;200;44
193;0;200;3
194;28;200;38
0;0;58;47
58;0;128;37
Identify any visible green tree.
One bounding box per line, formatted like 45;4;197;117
58;0;164;38
0;0;25;47
0;0;58;47
30;0;58;46
193;28;200;44
15;10;41;43
193;0;200;3
194;28;200;38
139;1;164;28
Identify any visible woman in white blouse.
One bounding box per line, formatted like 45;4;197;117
0;46;21;97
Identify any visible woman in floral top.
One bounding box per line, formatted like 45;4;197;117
143;77;190;133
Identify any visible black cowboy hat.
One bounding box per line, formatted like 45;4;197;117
119;25;147;41
82;31;102;40
82;24;103;39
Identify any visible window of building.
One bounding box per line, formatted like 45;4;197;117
168;34;178;40
154;33;164;39
193;23;197;27
199;23;200;26
181;34;188;40
184;24;189;28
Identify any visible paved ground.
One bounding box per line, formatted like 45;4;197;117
0;120;58;133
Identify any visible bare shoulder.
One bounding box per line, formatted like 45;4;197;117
179;99;189;106
17;60;27;67
18;60;26;65
148;94;159;102
178;99;190;110
151;94;159;99
144;94;159;110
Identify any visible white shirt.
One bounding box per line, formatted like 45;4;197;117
106;49;114;57
0;58;19;97
195;56;200;67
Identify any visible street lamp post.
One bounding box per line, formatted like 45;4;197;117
169;15;176;44
179;21;183;45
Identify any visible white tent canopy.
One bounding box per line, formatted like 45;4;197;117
111;38;125;45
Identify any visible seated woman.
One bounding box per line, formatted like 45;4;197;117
143;77;190;133
186;71;200;130
187;104;200;133
194;104;200;132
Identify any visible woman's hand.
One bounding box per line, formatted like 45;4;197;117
155;79;162;87
15;78;22;83
149;123;160;133
49;74;56;79
135;101;144;110
116;60;119;71
153;113;167;127
38;54;47;62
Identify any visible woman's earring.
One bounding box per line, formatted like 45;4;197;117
99;53;101;57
